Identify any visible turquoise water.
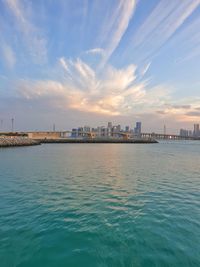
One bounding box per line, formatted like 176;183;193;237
0;141;200;267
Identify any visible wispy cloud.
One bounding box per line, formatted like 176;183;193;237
17;58;171;116
59;57;69;72
85;48;105;56
98;0;136;68
5;0;47;64
1;1;200;129
0;41;16;69
126;0;200;62
140;62;151;76
186;111;200;117
169;16;200;63
156;97;200;122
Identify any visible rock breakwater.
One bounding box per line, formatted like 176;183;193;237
0;137;41;147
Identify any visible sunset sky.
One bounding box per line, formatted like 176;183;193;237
0;0;200;132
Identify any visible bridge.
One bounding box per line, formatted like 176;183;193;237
140;133;197;140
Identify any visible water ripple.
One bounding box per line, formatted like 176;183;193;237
0;142;200;266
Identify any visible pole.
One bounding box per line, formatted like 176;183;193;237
164;124;166;135
11;118;14;132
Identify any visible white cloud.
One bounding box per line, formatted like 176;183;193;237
59;57;69;72
0;42;16;69
85;48;105;56
18;55;200;123
5;0;47;64
98;0;136;68
169;16;200;63
156;97;200;122
140;62;151;76
126;0;200;62
18;58;171;116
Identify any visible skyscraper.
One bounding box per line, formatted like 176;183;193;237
134;122;142;136
107;122;112;128
180;129;189;137
107;122;112;136
193;124;200;137
125;126;130;132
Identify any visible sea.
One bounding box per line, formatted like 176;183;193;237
0;141;200;267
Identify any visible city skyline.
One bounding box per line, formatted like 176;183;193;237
1;116;200;139
71;121;200;137
1;0;200;132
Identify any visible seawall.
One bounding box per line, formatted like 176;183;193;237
0;137;41;147
39;138;158;144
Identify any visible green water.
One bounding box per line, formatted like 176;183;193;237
0;142;200;267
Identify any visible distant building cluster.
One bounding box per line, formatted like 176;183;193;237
71;121;142;138
180;123;200;138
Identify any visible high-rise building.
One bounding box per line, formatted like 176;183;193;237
189;130;193;137
107;122;112;128
116;124;121;132
84;126;90;133
107;122;112;136
101;127;108;136
193;124;200;137
112;125;121;137
71;128;78;137
134;122;142;136
180;129;189;137
125;126;130;132
78;127;84;137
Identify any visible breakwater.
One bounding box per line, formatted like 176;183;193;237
39;138;158;144
0;137;41;147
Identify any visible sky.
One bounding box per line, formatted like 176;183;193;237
0;0;200;133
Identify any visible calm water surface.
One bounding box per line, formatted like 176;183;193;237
0;141;200;267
